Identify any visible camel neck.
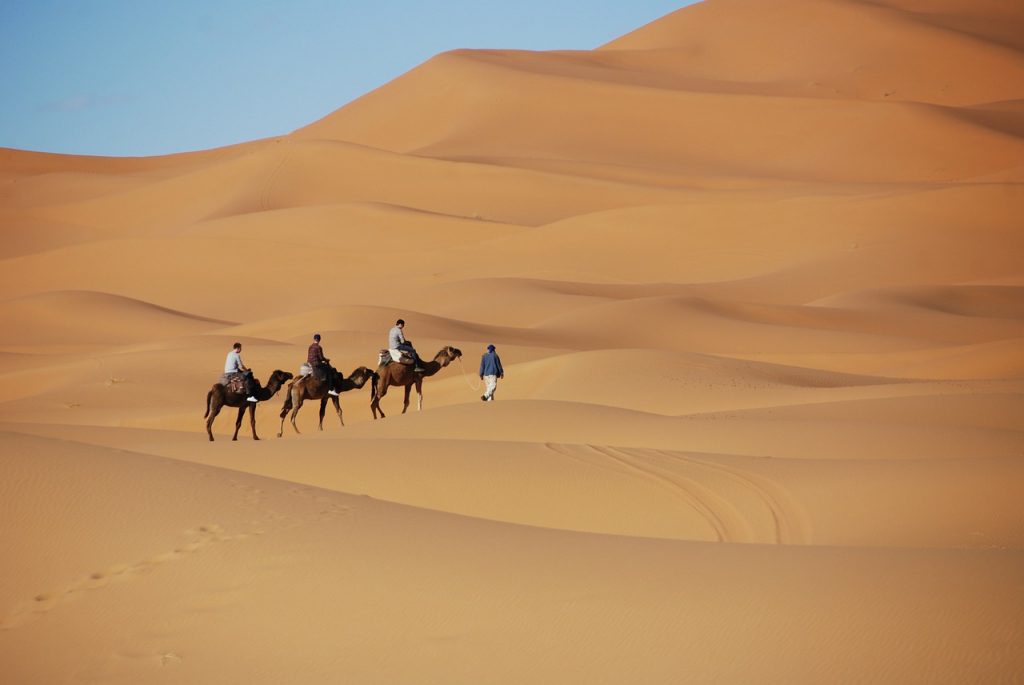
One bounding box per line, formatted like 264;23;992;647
422;359;446;376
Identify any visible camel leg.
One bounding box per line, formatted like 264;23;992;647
249;403;259;441
290;394;304;434
232;405;246;441
416;378;423;411
372;383;387;419
333;395;344;428
206;397;222;442
277;393;293;438
402;385;412;414
318;397;328;431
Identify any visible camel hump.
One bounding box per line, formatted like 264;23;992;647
219;373;246;394
379;349;415;367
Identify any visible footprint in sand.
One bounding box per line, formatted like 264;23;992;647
3;485;357;630
1;523;239;630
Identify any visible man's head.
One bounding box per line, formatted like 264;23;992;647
487;344;496;352
233;342;242;351
396;319;405;328
313;333;321;342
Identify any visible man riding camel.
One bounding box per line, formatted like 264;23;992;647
308;333;339;396
388;319;425;373
223;342;259;402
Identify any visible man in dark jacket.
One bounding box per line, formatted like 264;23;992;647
478;344;504;402
308;333;339;396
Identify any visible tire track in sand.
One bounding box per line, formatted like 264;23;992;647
546;442;744;542
588;444;753;543
547;442;811;545
652;448;812;545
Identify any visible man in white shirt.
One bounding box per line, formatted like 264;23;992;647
224;342;258;402
388;319;424;372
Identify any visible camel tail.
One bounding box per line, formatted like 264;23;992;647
204;390;212;418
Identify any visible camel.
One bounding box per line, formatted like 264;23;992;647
204;370;293;442
370;346;462;419
277;366;378;437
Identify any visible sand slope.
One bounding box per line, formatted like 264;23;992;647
2;0;1023;682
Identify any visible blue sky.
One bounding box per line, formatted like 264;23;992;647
1;1;692;158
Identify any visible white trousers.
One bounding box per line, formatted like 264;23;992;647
483;375;498;400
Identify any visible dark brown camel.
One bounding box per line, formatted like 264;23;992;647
204;370;293;442
370;346;462;419
277;366;378;437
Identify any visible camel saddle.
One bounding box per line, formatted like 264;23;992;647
379;349;414;367
219;373;246;394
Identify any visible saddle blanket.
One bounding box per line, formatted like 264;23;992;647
218;373;246;394
379;349;414;366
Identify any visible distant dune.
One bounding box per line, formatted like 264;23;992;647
2;1;1022;682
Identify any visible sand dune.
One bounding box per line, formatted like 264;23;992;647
603;0;1024;103
2;0;1023;682
300;49;1024;183
0;290;234;348
3;432;1021;684
0;211;112;259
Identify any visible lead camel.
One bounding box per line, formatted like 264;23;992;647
370;346;462;419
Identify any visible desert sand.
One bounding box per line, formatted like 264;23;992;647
2;0;1023;682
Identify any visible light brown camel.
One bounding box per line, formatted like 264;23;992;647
370;346;462;419
277;366;378;437
204;370;293;442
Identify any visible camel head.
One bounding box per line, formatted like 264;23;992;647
346;366;376;388
268;370;294;388
438;346;462;366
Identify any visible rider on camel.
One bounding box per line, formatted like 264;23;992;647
388;319;425;373
224;342;259;402
308;333;339;396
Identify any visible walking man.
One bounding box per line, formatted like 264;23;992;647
479;344;504;402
